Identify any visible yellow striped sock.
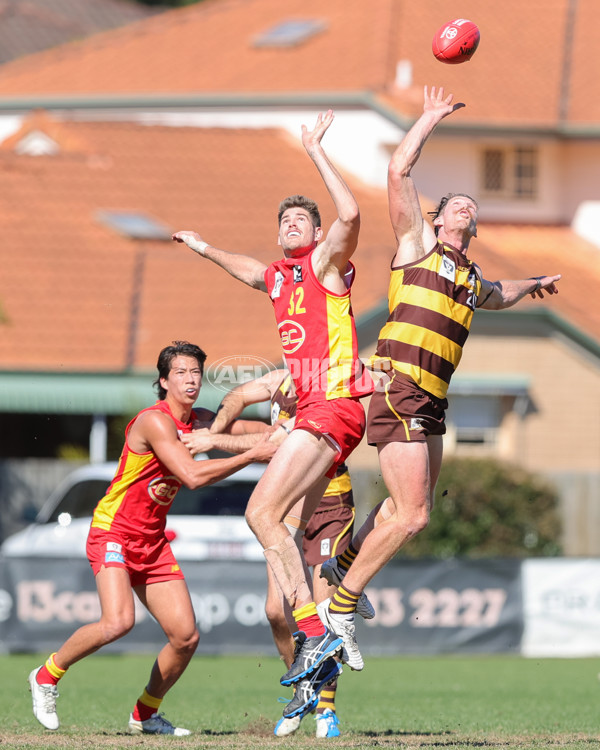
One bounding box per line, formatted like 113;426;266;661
317;685;337;712
45;653;66;681
139;688;163;711
329;584;360;615
337;544;358;573
292;601;318;624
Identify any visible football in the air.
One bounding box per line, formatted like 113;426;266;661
432;19;480;64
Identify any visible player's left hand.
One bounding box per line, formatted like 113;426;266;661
530;274;561;299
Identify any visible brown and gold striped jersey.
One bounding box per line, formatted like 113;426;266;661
370;241;481;399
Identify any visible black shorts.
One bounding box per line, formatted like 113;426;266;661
302;490;354;567
366;373;447;445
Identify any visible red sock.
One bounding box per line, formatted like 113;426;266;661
293;602;326;637
36;653;66;686
36;664;59;686
132;700;156;722
132;688;162;721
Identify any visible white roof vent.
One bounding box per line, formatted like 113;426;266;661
96;210;171;240
253;19;327;48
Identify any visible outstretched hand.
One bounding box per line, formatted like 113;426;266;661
530;274;561;299
423;85;465;119
301;109;335;155
172;230;207;256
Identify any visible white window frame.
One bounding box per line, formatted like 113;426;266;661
479;144;539;201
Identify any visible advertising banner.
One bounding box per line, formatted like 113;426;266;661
521;558;600;657
0;556;523;655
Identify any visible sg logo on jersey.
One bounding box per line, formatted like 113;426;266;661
148;476;182;506
278;319;306;354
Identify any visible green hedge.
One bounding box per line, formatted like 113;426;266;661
396;457;562;559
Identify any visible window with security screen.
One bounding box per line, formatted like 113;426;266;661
481;146;538;200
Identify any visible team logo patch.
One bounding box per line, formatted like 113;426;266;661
271;271;284;299
293;265;303;283
440;255;456;282
148;476;182;506
171;564;180;573
307;419;323;430
320;539;331;557
278;319;306;354
410;418;425;431
105;543;125;565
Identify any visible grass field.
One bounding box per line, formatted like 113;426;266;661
2;653;599;749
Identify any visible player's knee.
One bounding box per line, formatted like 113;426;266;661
101;613;135;643
406;505;430;538
170;626;200;654
245;504;271;538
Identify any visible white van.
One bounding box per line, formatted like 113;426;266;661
1;461;266;562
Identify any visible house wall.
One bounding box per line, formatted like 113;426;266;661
458;331;600;473
413;135;567;224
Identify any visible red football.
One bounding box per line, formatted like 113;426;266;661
432;19;480;64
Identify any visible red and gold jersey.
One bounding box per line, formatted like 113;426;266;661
264;252;373;407
90;400;194;538
370;241;481;399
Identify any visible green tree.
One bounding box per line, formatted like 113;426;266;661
396;457;562;559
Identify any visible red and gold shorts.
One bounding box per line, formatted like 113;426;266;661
86;526;185;588
296;397;365;477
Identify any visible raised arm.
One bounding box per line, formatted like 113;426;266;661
388;86;465;265
477;273;561;310
172;231;267;291
209;369;289;433
302;111;360;278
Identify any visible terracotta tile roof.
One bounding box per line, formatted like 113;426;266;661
472;224;600;342
0;0;596;129
0;0;160;65
0;114;595;376
0;114;392;372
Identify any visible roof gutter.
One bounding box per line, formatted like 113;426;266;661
0;91;597;139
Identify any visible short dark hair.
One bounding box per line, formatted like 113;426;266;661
278;195;321;228
153;341;207;400
427;192;478;236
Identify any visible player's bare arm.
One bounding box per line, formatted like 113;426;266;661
477;274;561;310
172;231;268;291
182;422;285;457
301;111;360;289
129;410;275;488
209;369;289;434
389;86;465;266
